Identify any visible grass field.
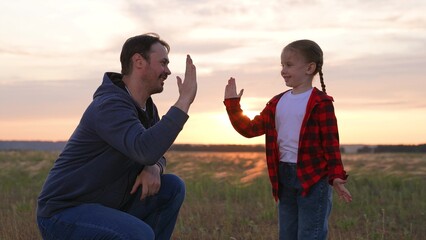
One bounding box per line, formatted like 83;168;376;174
0;150;425;239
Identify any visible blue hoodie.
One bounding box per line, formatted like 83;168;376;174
37;72;188;217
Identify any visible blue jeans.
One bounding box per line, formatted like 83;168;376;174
37;174;185;240
278;163;332;240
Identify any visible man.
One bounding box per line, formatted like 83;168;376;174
36;33;197;240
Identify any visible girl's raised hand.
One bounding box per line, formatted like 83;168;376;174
224;77;244;99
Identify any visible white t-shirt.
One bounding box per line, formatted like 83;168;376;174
275;88;313;163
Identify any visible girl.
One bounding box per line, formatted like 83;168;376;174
224;40;352;239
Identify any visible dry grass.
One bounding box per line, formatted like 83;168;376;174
0;150;425;239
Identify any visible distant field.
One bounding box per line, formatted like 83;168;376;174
0;151;425;240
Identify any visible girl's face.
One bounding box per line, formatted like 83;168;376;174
280;48;315;93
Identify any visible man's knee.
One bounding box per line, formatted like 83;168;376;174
161;174;185;203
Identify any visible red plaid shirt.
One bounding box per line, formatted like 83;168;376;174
224;87;347;201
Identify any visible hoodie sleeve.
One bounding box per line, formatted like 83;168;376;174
93;95;188;166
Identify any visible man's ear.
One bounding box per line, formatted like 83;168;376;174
306;62;316;75
132;53;147;70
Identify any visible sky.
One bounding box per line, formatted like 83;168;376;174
0;0;425;145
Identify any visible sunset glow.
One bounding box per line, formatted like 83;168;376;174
1;0;425;145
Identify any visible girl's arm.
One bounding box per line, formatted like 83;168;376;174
318;100;352;202
224;77;266;138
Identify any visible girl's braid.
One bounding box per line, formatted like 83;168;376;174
318;63;326;94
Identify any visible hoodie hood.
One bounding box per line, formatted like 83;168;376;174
93;72;129;100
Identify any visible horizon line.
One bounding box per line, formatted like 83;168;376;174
1;140;425;146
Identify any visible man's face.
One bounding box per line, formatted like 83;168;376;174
142;42;171;95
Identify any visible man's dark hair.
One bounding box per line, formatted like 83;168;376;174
120;33;170;75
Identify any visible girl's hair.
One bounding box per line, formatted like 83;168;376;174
285;40;326;93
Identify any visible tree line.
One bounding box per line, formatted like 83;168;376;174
1;141;425;153
356;144;426;153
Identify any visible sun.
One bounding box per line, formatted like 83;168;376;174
242;110;259;120
240;102;260;119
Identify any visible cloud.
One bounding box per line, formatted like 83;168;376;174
336;99;426;110
1;0;425;143
0;48;33;56
0;80;97;120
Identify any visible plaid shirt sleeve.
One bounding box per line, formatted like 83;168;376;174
298;91;349;196
223;98;266;138
225;95;283;201
318;100;348;184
